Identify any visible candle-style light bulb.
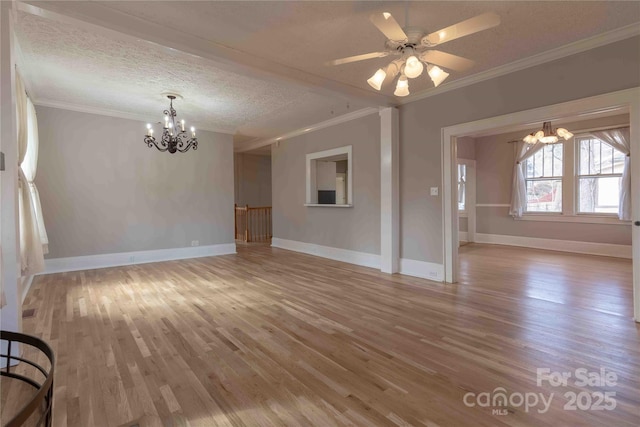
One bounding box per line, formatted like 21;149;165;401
190;126;196;138
146;123;152;136
164;114;169;128
181;119;185;132
149;128;153;137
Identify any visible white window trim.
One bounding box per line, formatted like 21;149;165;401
522;125;629;223
305;145;353;206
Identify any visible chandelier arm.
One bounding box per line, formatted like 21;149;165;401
144;135;169;152
177;139;198;153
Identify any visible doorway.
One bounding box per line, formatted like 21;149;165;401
442;88;640;321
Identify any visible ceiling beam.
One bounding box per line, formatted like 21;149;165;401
235;107;380;153
18;1;395;108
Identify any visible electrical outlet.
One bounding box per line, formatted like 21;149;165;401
191;240;199;247
129;256;135;263
428;271;438;278
430;187;439;196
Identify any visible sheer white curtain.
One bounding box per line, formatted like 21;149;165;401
24;98;49;253
590;128;631;220
509;140;545;218
16;73;45;276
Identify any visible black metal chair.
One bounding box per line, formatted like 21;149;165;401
1;330;55;427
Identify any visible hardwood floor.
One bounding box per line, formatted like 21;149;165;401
8;243;640;426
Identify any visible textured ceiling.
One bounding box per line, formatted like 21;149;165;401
95;1;640;95
16;10;366;140
15;1;640;143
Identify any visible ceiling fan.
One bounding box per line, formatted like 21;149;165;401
327;11;500;96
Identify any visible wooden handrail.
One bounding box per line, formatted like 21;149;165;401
234;205;272;242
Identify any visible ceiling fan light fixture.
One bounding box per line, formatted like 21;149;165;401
524;121;572;144
427;64;449;87
556;128;574;140
394;75;410;97
367;68;387;91
404;55;424;78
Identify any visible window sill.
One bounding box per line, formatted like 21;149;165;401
517;214;629;225
304;204;353;208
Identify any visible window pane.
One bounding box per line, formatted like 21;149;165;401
543;145;553;177
579;139;591;175
552;144;563;177
533;150;543;177
457;164;466;211
525;179;562;212
592;139;601;174
578;176;620;213
524;156;534;178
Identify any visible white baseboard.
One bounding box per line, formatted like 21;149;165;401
399;258;445;282
459;231;468;242
271;238;380;269
474;233;632;259
42;243;237;274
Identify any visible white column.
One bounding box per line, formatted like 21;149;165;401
1;1;22;356
380;107;399;273
442;133;458;283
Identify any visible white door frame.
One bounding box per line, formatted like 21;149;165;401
442;87;640;322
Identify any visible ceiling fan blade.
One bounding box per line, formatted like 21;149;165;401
370;12;408;42
325;51;389;66
422;12;500;46
419;50;475;72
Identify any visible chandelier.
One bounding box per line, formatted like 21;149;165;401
523;121;573;144
144;95;197;153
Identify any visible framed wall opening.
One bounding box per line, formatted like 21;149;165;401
442;88;640;322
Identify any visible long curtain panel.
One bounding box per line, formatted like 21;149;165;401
509;140;545;218
590;128;631;221
16;73;44;276
24;97;49;253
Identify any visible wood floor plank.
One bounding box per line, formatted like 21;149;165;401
5;243;639;426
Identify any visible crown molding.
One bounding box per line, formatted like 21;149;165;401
399;22;640;106
33;98;236;135
234;107;380;153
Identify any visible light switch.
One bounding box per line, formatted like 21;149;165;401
430;187;439;196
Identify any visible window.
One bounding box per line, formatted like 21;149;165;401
577;136;625;214
523;143;563;213
457;164;466;212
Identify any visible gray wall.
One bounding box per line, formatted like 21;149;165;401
234;153;272;207
457;136;476;160
271;113;380;255
400;36;640;263
36;106;235;259
474;114;631;245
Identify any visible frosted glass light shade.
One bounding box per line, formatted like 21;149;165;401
427;64;449;87
394;75;410;97
367;68;387;91
557;128;574;140
404;56;424;78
